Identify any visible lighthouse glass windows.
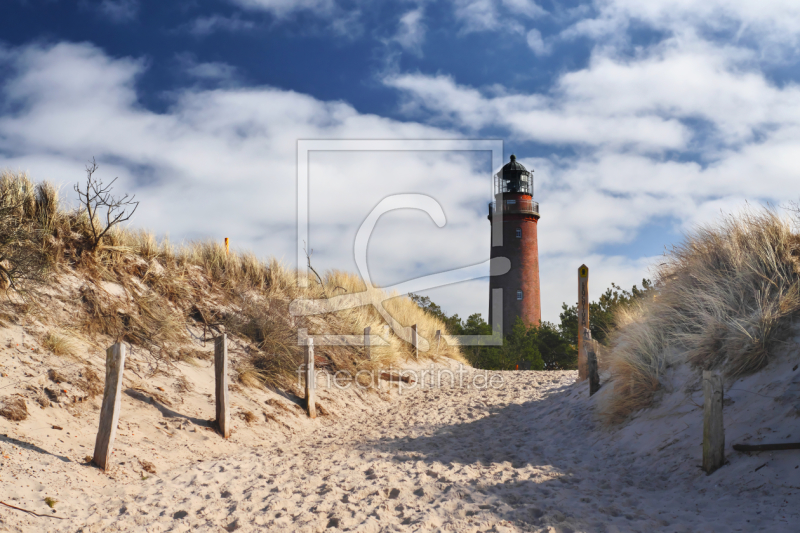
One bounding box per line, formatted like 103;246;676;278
516;228;522;238
517;290;523;300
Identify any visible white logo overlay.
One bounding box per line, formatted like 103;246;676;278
290;140;509;351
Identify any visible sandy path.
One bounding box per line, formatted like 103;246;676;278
27;370;799;532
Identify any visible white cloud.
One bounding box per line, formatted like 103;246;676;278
451;0;544;34
384;72;688;151
565;0;800;56
95;0;139;23
228;0;336;18
176;54;239;83
452;0;502;32
0;42;502;321
185;14;256;36
526;28;550;55
502;0;546;19
393;7;427;55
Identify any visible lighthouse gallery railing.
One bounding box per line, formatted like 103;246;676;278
488;199;539;217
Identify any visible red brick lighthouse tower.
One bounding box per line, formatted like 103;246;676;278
488;155;541;337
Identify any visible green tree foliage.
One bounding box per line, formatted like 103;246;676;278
408;294;463;335
409;281;652;371
559;279;653;345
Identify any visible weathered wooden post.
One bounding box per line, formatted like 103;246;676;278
305;338;316;419
435;330;441;355
411;324;418;360
585;328;600;396
577;265;589;381
214;334;230;438
702;371;725;474
92;343;126;471
364;326;371;360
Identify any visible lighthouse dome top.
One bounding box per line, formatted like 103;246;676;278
501;154;530;175
495;154;533;195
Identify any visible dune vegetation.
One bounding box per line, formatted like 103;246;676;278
0;169;464;393
601;208;800;423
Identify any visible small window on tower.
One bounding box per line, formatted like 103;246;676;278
517;290;523;300
515;228;522;238
506;199;516;204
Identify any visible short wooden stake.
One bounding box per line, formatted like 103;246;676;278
305;338;316;419
92;343;126;471
702;371;725;474
411;324;418;360
214;335;230;438
364;326;371;360
577;265;589;381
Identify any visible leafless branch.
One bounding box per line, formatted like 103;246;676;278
303;241;327;297
74;158;139;251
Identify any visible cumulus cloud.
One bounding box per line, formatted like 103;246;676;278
393;7;427;55
383;23;800;317
526;28;550;55
0;42;501;320
564;0;800;56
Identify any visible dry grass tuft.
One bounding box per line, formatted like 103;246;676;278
240;410;257;424
77;366;104;398
603;208;800;423
0;396;28;421
42;331;75;357
25;384;50;408
265;398;298;415
47;368;66;383
238;369;265;389
174;375;193;393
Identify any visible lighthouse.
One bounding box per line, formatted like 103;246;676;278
488;154;541;337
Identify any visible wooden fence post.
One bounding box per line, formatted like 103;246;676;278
577;265;589;381
305;338;316;419
214;334;230;438
364;326;371;360
411;324;418;360
92;343;126;471
702;371;725;474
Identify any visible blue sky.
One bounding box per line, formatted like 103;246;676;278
2;0;800;324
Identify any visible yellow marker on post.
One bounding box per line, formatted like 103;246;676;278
225;238;229;255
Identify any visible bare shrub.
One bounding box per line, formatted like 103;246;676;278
0;396;28;421
74;159;138;252
604;208;800;423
